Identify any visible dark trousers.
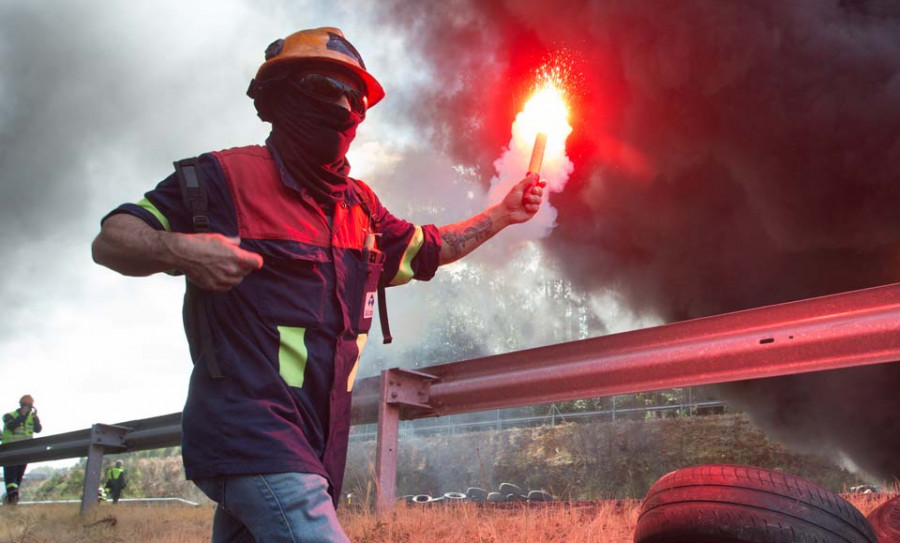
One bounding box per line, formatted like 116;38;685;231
107;486;123;504
4;464;27;502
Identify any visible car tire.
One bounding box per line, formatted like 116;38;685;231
867;494;900;543
634;464;876;543
499;483;524;496
411;494;432;504
466;487;488;502
527;490;553;502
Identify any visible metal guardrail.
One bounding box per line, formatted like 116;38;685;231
0;412;181;467
354;282;900;509
2;282;899;513
351;282;900;425
0;413;182;514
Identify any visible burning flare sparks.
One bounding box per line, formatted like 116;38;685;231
487;56;575;240
516;84;571;175
511;60;574;191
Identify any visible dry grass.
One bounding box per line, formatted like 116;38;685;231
0;493;892;543
845;489;898;517
0;504;211;543
340;501;641;543
0;501;638;543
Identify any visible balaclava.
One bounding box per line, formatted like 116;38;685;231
267;77;364;208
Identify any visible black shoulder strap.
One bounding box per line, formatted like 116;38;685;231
174;157;210;233
348;178;393;345
174;157;223;379
347;177;378;227
377;287;392;344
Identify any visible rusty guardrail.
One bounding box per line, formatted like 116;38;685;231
3;282;900;513
353;282;900;510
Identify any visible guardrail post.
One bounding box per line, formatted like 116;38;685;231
80;423;129;515
374;368;436;513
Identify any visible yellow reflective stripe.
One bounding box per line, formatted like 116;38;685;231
277;326;308;388
137;197;171;232
347;333;368;392
389;226;424;286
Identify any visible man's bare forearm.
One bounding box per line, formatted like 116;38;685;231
91;214;181;276
437;173;544;265
92;214;263;291
438;205;509;265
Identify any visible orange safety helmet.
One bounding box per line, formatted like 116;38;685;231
247;27;385;110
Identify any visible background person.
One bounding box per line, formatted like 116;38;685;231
2;394;42;504
104;459;127;504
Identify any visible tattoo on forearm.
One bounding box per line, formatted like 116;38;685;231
441;215;493;260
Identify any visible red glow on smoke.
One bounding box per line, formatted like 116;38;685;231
488;44;653;186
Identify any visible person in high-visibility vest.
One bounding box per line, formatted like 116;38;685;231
104;459;127;504
2;395;42;505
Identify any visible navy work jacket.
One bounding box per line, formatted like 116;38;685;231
104;142;441;502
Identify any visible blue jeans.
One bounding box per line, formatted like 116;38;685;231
194;473;350;543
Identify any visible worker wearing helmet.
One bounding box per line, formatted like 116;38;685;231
2;395;42;505
93;27;544;541
104;459;127;504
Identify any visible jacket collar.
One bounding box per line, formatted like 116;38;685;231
265;137;360;208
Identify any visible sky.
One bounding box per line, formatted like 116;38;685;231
1;0;899;480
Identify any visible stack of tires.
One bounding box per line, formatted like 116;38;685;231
401;483;553;505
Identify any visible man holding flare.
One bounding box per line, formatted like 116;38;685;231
92;27;544;542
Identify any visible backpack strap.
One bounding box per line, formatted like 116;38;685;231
174;157;210;233
348;178;393;344
174;157;223;379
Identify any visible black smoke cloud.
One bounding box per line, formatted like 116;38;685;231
375;0;900;479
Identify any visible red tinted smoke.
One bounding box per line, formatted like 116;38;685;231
376;0;900;480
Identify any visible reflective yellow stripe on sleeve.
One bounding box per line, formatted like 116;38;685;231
389;226;424;286
137;197;172;232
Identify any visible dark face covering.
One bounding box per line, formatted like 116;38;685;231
268;79;364;207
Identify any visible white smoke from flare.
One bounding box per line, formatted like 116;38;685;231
488;84;574;241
